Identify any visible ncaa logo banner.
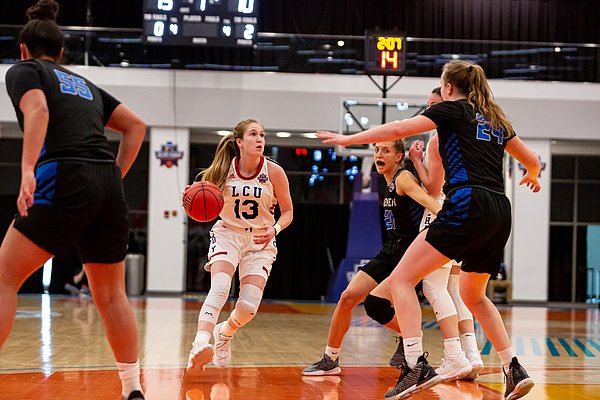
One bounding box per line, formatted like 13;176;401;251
155;141;184;168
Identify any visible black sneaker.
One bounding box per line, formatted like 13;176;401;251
122;390;145;400
384;352;441;399
302;354;342;376
389;337;405;368
503;357;534;400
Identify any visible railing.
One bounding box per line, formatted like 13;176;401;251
1;24;599;82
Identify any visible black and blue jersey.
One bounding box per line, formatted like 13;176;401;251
422;99;515;194
423;99;515;273
382;168;424;241
5;59;120;165
6;59;130;261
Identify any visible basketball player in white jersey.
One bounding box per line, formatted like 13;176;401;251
411;88;484;380
186;118;293;373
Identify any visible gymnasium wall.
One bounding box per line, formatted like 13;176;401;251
1;66;599;301
2;66;599;139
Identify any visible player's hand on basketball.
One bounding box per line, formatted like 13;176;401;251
409;140;424;163
519;172;541;193
316;131;351;147
181;184;191;205
254;226;275;249
18;169;36;217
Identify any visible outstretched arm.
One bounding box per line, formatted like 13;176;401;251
317;115;437;147
505;136;541;193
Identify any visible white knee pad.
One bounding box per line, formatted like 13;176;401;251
229;284;263;329
448;273;473;321
423;267;457;321
198;272;232;325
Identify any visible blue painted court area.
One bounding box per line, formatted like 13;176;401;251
480;337;599;357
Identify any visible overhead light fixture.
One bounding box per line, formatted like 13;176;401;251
344;113;354;126
276;131;292;138
217;130;230;136
337;40;345;47
302;132;317;139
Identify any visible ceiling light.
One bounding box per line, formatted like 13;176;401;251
217;130;230;136
276;131;292;138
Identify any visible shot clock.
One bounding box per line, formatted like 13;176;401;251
364;31;407;75
143;0;258;47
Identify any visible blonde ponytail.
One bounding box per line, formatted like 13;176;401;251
197;133;238;189
443;61;514;138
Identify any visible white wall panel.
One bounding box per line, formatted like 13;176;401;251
511;139;552;301
147;127;189;293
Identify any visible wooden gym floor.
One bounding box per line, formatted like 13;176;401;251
0;295;599;399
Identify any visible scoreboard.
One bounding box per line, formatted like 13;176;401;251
364;31;407;75
143;0;258;47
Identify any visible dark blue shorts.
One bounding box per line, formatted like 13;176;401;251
425;187;511;276
14;160;129;263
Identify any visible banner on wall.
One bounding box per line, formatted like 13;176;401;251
154;141;184;167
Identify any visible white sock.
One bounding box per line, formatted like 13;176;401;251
443;337;462;357
460;332;480;357
403;337;423;368
117;360;142;397
221;320;237;337
325;346;341;361
193;331;211;346
497;347;515;371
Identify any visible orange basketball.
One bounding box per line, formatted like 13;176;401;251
182;181;224;222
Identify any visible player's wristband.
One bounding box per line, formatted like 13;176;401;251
273;223;282;235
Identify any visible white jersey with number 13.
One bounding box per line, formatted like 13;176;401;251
219;156;277;233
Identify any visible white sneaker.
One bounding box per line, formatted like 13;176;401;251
186;342;214;375
463;351;484;380
212;321;233;368
435;351;473;382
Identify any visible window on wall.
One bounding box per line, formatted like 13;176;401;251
549;155;600;303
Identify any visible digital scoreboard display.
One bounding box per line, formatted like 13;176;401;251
143;0;258;47
364;31;407;75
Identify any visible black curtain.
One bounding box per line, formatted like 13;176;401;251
260;0;600;43
264;203;349;300
2;1;598;44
